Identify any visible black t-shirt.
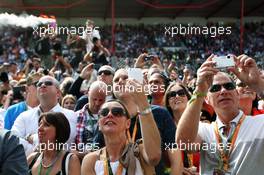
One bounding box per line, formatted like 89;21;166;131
35;37;50;55
91;46;108;66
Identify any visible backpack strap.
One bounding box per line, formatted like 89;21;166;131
28;152;41;170
61;151;73;175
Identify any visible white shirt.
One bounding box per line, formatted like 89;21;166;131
11;103;77;156
82;29;101;53
0;108;5;129
95;159;143;175
198;111;264;175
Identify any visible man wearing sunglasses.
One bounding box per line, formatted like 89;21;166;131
69;64;114;111
176;54;264;175
11;75;77;156
4;73;43;130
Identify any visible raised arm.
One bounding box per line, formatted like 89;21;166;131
176;55;218;146
127;79;161;165
229;54;264;93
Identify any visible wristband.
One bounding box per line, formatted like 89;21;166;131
139;106;152;116
188;92;207;104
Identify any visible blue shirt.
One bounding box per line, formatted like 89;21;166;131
4;101;27;130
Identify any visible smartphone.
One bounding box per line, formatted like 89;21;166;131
213;55;235;69
13;86;26;93
127;68;143;84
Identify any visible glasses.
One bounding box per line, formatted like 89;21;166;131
99;107;127;118
98;70;113;76
167;89;186;99
36;81;54;87
236;82;247;88
209;82;236;93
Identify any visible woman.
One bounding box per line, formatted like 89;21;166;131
81;99;161;175
164;82;200;174
164;82;191;126
236;79;264;115
27;112;80;175
61;94;76;111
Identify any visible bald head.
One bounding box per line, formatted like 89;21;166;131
39;76;60;89
89;81;107;95
88;81;107;114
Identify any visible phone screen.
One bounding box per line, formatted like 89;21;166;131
127;68;143;84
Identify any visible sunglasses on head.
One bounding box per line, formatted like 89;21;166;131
98;70;113;76
209;82;236;93
167;89;186;99
236;82;247;88
99;107;127;118
36;81;54;87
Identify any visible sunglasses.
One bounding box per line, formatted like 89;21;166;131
99;107;127;118
209;82;236;93
167;89;186;99
98;70;113;76
236;82;247;88
36;81;54;87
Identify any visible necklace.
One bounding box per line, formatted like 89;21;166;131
40;151;61;169
38;151;61;175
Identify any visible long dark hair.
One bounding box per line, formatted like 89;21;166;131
164;82;191;117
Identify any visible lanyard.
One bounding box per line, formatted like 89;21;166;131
213;114;246;172
103;148;124;175
127;115;138;143
103;114;139;175
37;152;59;175
38;163;53;175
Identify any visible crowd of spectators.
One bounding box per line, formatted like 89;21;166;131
0;20;264;175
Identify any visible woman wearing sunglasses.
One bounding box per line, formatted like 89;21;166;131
235;79;264;116
81;98;161;175
164;82;200;175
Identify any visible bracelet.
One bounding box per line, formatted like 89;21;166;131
139;106;152;116
188;92;207;105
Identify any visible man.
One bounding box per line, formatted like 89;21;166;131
148;72;169;106
72;64;115;110
0;129;28;175
82;19;101;54
4;73;42;130
74;81;107;158
11;75;77;156
176;54;264;174
97;65;115;87
67;34;86;69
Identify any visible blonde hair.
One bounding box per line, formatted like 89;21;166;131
61;94;76;107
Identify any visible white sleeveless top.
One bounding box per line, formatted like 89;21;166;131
94;158;144;175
